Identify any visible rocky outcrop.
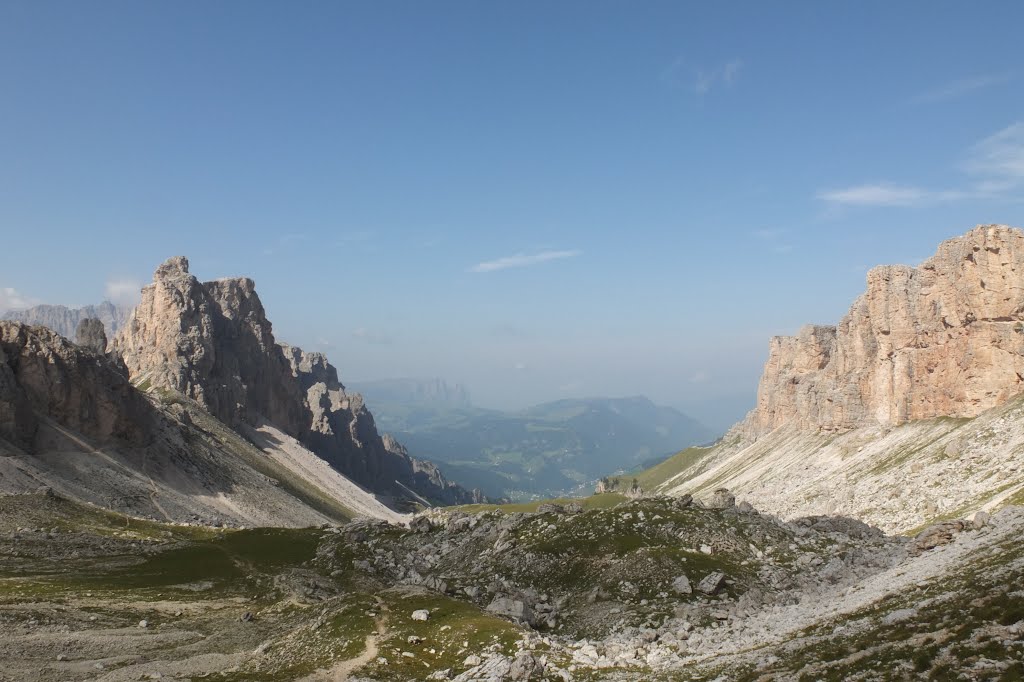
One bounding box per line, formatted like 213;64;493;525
745;225;1024;435
113;257;307;435
113;257;481;508
280;344;484;506
3;301;131;343
75;318;107;355
0;321;150;450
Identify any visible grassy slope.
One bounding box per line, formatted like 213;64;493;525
0;494;526;682
633;445;719;492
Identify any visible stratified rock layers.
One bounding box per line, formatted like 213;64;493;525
745;225;1024;435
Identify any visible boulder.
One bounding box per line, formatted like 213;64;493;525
510;651;543;680
671;574;692;595
914;520;966;553
707;488;736;509
485;596;535;626
697;572;726;595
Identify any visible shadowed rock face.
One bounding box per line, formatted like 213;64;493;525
113;257;482;507
75;318;107;355
0;322;150;450
281;344;485;506
745;224;1024;435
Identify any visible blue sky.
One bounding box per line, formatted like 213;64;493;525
1;1;1023;430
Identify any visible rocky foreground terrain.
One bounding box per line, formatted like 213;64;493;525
0;489;1021;681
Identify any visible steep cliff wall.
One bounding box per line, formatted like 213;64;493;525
280;344;484;506
745;224;1024;435
112;257;308;435
1;321;151;450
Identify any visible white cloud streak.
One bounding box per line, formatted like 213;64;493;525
908;73;1013;105
818;121;1024;208
469;249;581;273
817;184;933;207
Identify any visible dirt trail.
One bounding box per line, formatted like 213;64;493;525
328;597;389;681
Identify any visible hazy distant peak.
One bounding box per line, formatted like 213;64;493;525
349;377;473;409
2;301;132;340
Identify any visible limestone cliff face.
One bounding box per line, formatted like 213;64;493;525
745;224;1024;435
0;321;150;450
114;257;482;507
113;257;307;435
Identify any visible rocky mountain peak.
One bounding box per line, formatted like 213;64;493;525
744;224;1024;436
112;257;483;508
114;257;308;435
154;255;191;280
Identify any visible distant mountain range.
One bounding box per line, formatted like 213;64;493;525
3;301;131;342
351;380;716;501
349;378;472;410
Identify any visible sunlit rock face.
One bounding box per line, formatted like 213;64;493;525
113;256;308;435
744;224;1024;435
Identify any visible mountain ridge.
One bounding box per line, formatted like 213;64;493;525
3;300;131;342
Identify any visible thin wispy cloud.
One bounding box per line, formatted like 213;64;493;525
105;278;142;306
695;59;742;96
818;184;933;207
663;57;742;97
469;249;581;273
966;121;1024;180
818;120;1024;209
0;287;38;313
908;73;1013;105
